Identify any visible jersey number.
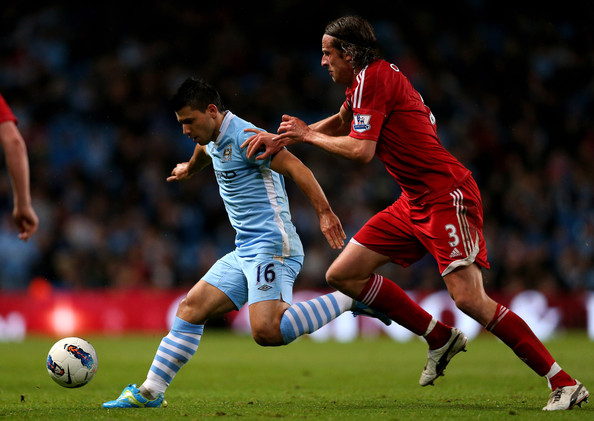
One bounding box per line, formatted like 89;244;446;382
445;224;460;247
257;263;276;284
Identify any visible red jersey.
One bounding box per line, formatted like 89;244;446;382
0;94;17;125
344;59;470;203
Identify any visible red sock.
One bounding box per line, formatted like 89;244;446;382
358;274;451;348
486;303;573;389
548;369;576;390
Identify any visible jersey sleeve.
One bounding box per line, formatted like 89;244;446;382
347;66;402;142
238;126;272;168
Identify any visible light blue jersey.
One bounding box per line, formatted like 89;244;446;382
205;111;304;258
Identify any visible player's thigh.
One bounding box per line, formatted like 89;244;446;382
327;240;392;282
178;279;237;323
342;201;427;278
242;254;303;306
184;251;250;320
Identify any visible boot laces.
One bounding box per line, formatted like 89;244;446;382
550;387;564;403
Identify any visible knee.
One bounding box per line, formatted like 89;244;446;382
450;289;492;321
326;266;373;299
252;327;283;347
451;292;477;316
176;296;193;320
326;271;341;290
176;295;209;325
326;266;349;290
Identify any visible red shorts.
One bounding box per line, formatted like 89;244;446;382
352;176;490;276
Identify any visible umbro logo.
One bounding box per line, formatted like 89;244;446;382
449;248;463;258
258;285;272;291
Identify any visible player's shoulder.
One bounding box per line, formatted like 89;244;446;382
369;59;404;79
358;60;403;87
219;112;247;145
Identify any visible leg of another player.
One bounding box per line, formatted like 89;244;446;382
249;290;358;346
326;242;454;348
139;280;237;400
443;264;583;397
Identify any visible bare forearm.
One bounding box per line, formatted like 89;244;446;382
303;130;373;163
187;144;211;174
309;113;349;136
0;124;32;207
292;165;333;216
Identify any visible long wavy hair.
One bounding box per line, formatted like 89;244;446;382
324;16;381;70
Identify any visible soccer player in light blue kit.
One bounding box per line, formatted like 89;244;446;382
103;77;389;408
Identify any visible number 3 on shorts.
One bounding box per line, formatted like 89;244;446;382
445;223;460;247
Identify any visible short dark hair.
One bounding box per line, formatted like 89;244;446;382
170;77;226;113
324;16;380;69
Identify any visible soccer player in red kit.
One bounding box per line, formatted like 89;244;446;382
0;94;38;241
243;16;589;411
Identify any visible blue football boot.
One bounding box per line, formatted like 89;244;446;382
103;384;167;408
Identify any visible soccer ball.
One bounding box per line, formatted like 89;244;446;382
46;337;98;388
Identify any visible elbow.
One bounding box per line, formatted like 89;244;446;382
352;148;374;164
347;138;375;164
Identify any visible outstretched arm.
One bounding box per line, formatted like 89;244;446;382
277;105;376;162
242;105;376;163
270;148;345;249
308;105;352;135
240;105;352;160
0;121;38;241
167;143;212;182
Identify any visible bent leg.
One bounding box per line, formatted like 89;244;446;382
177;278;239;324
327;241;453;348
444;264;576;390
249;290;357;346
249;299;289;346
141;280;237;398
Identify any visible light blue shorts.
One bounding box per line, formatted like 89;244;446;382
202;251;303;309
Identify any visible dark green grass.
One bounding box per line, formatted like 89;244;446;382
1;331;592;420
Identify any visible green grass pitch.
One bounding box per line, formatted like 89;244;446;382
1;331;592;420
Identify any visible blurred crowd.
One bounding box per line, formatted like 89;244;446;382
0;2;592;292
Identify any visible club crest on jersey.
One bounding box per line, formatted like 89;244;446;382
353;114;371;133
222;145;233;161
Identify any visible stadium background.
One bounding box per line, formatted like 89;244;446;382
0;1;592;338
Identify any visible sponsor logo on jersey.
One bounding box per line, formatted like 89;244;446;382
214;170;238;182
257;284;273;291
353;114;371;133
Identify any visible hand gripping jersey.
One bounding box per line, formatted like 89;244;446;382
206;111;304;258
0;94;17;124
344;60;470;203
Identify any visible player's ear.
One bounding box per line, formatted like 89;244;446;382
206;103;219;117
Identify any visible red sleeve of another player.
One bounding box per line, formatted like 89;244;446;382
348;67;395;142
0;94;17;124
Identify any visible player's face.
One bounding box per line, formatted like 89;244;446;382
321;34;354;86
175;105;218;145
